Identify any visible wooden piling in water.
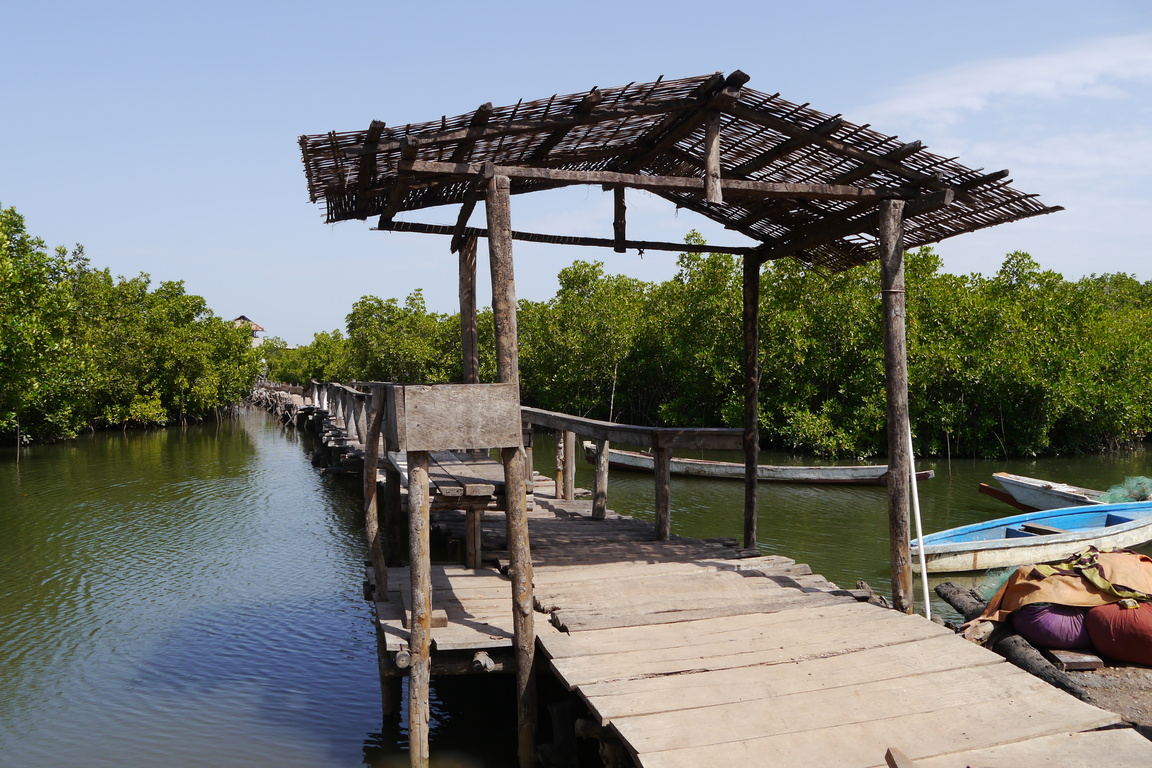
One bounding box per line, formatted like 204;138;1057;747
406;450;433;767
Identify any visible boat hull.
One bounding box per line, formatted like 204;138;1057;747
993;471;1103;510
585;444;933;485
911;501;1152;573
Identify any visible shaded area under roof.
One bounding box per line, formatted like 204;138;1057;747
299;72;1060;272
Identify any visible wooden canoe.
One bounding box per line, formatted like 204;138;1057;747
910;500;1152;573
582;442;933;486
993;471;1104;510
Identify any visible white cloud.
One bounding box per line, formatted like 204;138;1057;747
865;32;1152;128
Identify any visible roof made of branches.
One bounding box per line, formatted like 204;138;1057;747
298;72;1060;271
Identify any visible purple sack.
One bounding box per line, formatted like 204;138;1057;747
1011;603;1092;650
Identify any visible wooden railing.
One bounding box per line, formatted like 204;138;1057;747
521;407;742;541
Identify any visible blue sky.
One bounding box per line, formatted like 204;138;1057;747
4;1;1151;345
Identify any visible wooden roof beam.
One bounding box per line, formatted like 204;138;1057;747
398;159;915;201
353;120;387;218
448;103;494;163
755;189;955;264
530;88;603;161
374;219;758;256
728;116;843;178
827;140;923;185
377;138;419;225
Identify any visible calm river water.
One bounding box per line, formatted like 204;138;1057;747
3;406;1152;766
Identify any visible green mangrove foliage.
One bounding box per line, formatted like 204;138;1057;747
265;234;1152;458
1;205;262;441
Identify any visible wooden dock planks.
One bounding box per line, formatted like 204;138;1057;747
379;496;1152;766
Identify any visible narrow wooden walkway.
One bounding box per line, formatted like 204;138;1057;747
371;492;1152;767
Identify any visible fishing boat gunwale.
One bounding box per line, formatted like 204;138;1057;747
582;442;933;485
910;500;1152;573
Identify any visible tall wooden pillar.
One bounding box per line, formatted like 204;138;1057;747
459;234;480;384
486;173;536;767
364;384;387;594
406;450;432;767
880;199;913;614
742;255;760;550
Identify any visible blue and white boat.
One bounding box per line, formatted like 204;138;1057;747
910;500;1152;573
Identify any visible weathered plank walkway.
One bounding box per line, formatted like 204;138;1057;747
374;494;1152;767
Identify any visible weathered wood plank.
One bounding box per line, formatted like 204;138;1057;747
387;383;521;452
622;665;1119;767
912;729;1152;768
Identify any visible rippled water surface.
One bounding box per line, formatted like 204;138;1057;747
4;409;1152;766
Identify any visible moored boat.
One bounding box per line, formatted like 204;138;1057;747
992;471;1104;510
582;442;933;485
910;500;1152;573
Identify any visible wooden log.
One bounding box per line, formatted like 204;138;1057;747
406;450;432;767
384;463;403;564
593;438;609;520
459;234;480;384
613;187;626;253
654;444;672;541
934;582;1096;704
563;430;576;501
502;445;536;768
880;199;913;614
487;174;519;390
364;384;387;595
742;255;759;550
704;111;723;204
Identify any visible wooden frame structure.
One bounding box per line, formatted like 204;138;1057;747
299;70;1059;767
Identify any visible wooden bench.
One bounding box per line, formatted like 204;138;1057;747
1019;522;1071;536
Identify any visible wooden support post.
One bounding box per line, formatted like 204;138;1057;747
406;450;432;767
554;430;565;496
364;385;387;595
563;430;576;501
742;255;760;550
383;463;403;564
459;234;480;384
704;111;723;204
612;188;627;253
486;171;536;768
653;443;672;541
880;199;913;614
592;439;609;520
465;507;482;569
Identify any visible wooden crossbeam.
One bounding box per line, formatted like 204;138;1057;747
755;189;955;264
530;88;603;161
398;159;912;201
828;140;923;185
374;219;758;256
728;116;842;177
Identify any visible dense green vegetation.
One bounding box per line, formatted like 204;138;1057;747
265;233;1152;459
1;205;262;442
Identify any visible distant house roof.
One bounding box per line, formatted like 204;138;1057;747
298;71;1060;272
232;315;265;333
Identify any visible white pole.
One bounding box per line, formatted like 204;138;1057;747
908;427;931;620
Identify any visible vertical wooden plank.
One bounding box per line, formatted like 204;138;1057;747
563;430;576;501
383;463;403;564
459;234;480;384
486;171;536;768
742;255;760;550
364;385;387;595
465;507;482;569
593;438;609;520
653;444;672;541
880;199;913;614
613;187;627;253
406;450;432;767
704;111;723;204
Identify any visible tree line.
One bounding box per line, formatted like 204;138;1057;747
264;231;1152;459
1;205;262;443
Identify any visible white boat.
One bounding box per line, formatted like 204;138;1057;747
992;471;1103;510
583;442;933;486
911;501;1152;572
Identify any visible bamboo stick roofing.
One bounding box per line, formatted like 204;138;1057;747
298;72;1060;271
